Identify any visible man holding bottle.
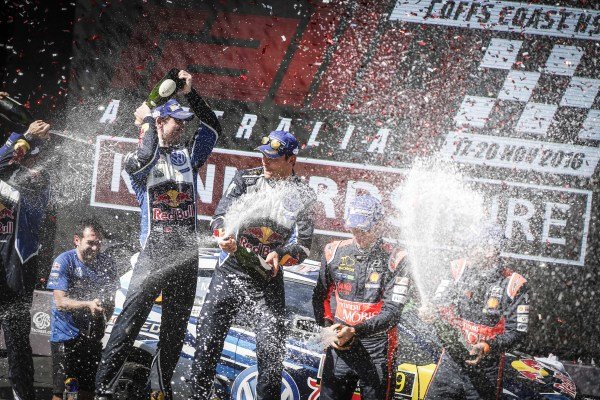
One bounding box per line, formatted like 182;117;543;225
0;91;52;400
188;130;316;400
47;220;118;400
94;70;220;400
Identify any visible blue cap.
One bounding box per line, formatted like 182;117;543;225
257;130;299;158
154;99;194;121
345;195;384;231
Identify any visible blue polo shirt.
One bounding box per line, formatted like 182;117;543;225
46;249;118;343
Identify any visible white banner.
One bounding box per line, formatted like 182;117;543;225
390;0;600;41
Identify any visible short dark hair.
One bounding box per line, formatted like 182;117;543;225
75;218;104;238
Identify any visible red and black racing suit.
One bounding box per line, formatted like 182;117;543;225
312;239;411;400
95;89;219;399
425;259;530;400
189;167;315;400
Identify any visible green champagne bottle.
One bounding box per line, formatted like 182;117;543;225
0;95;34;127
146;68;185;107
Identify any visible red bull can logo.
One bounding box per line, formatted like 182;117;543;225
239;226;286;258
243;226;285;245
152;189;193;208
0;203;14;220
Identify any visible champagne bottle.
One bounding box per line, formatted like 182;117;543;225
63;377;79;400
234;246;271;280
146;68;185;107
0;95;34;127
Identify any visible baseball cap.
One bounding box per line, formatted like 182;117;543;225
256;130;299;158
345;195;384;231
154;99;194;121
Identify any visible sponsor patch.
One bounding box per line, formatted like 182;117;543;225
395;277;409;285
517;315;529;323
337;273;355;281
392;294;407;304
368;272;380;283
393;285;408;295
487;297;500;309
517;323;528;332
517;305;530;313
51;262;61;271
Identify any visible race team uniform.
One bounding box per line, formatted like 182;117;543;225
0;130;50;400
47;249;118;395
189;167;315;400
425;258;530;400
312;239;411;400
95;91;219;398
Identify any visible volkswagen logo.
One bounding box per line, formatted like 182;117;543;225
231;366;300;400
170;151;187;166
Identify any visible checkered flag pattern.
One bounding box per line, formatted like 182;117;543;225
454;38;600;141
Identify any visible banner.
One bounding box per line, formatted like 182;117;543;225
64;0;599;269
92;135;592;266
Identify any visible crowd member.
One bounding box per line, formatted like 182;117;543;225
0;91;51;400
95;70;220;400
47;220;118;400
420;225;530;400
189;130;316;400
312;195;411;400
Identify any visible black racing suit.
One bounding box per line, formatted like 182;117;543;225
0;130;50;400
312;239;411;400
425;259;530;400
189;167;315;400
95;89;219;398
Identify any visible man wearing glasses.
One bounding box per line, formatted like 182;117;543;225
95;70;220;400
189;130;316;400
312;195;411;400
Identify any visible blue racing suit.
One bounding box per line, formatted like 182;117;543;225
189;167;316;400
0;130;50;400
95;88;219;399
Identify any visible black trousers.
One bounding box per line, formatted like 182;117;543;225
425;349;505;400
188;267;286;400
51;335;103;394
95;243;198;399
0;298;35;400
319;335;393;400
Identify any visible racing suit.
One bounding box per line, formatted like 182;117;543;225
312;239;411;400
0;130;50;400
425;259;530;400
189;167;315;400
95;89;219;398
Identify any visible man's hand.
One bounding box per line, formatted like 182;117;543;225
332;325;356;350
218;235;238;254
465;342;488;366
0;92;9;99
25;120;50;140
134;102;152;126
88;299;104;315
418;302;437;324
179;70;193;95
265;251;279;278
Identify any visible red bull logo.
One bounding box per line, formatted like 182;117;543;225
243;226;285;245
0;203;14;220
238;226;286;258
0;221;14;234
152;204;195;221
152;189;193;208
